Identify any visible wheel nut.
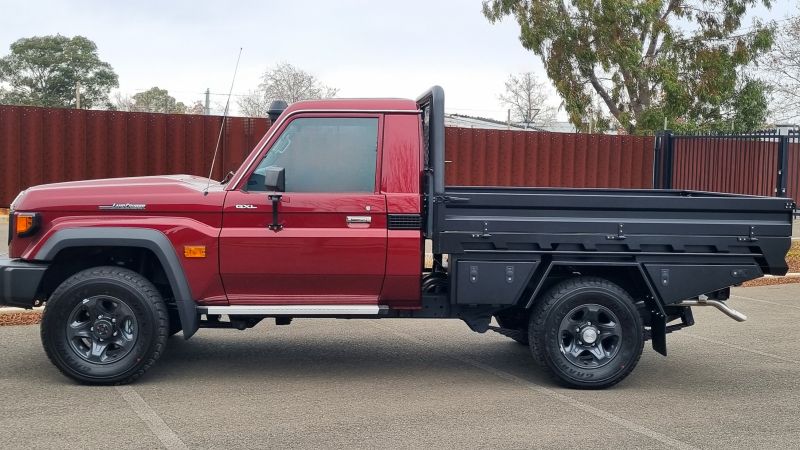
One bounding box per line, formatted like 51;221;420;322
113;332;118;336
112;319;116;323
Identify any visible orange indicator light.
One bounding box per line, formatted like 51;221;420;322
184;245;207;258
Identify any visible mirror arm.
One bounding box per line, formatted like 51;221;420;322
268;194;283;231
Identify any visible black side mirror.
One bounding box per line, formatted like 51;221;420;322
264;166;285;192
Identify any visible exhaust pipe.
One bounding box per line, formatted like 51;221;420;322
676;296;747;322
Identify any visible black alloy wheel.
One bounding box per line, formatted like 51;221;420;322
41;266;169;384
529;277;644;389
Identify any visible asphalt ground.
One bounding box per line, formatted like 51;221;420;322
0;284;798;449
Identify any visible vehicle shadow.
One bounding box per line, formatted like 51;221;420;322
143;330;553;386
142;328;763;393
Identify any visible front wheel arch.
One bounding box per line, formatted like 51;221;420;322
35;227;198;339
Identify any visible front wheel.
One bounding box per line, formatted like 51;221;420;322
529;277;644;389
41;266;169;384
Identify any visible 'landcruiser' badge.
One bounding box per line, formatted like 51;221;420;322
235;204;257;209
98;203;146;210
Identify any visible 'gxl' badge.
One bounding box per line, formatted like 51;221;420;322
235;204;257;209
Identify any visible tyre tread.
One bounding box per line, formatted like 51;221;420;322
528;276;643;389
40;266;169;385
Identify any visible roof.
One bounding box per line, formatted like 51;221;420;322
445;114;586;134
445;114;524;130
286;98;418;113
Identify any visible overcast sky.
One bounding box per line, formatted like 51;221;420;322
1;0;796;120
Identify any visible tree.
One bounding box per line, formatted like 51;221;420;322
0;35;118;108
185;101;205;115
483;0;775;133
112;87;188;113
762;15;800;123
499;72;557;125
238;63;338;117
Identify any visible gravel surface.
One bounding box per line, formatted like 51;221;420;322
1;284;799;449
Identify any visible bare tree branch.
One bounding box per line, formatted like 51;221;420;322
499;72;557;124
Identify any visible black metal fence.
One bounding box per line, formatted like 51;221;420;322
654;129;800;205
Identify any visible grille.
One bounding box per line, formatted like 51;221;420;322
388;214;422;230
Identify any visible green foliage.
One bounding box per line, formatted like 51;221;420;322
0;35;118;108
129;87;187;113
483;0;775;133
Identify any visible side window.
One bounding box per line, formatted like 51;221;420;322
247;117;379;192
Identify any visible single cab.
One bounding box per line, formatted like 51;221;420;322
1;87;793;388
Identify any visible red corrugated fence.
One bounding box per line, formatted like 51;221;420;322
0;105;661;207
0;105;270;207
445;127;655;188
671;136;778;197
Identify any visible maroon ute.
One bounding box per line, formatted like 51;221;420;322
0;87;793;388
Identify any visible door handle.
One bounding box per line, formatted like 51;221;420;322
346;216;371;224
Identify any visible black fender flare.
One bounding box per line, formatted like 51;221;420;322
35;227;199;339
523;261;664;312
523;260;668;355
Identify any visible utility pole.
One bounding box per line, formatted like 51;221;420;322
205;88;211;115
507;109;511;130
75;82;81;109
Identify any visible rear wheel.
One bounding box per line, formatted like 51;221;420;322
41;266;169;385
529;277;643;389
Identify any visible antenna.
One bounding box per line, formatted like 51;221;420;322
204;47;243;196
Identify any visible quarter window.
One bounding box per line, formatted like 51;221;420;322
247;117;379;192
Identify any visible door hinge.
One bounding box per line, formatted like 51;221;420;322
737;226;758;242
471;221;493;239
606;223;627;240
434;195;469;204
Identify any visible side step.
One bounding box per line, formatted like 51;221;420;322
198;305;388;316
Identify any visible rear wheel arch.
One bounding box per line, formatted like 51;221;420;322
524;261;664;320
35;227;198;339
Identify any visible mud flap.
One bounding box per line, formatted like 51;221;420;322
651;314;667;356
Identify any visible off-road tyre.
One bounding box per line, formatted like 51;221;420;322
529;277;644;389
41;266;169;385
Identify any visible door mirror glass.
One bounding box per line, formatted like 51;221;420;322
263;166;285;192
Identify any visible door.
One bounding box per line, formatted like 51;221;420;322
220;115;387;305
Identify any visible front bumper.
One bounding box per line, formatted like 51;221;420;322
0;258;48;308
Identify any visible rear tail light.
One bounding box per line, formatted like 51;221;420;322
14;212;40;237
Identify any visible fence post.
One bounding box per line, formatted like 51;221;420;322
653;133;662;188
776;134;789;198
657;130;674;189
